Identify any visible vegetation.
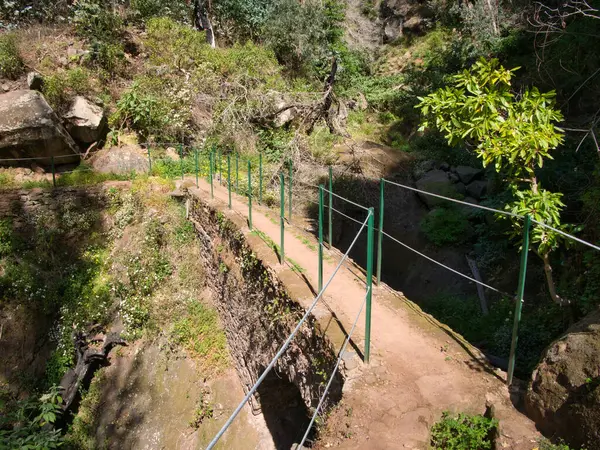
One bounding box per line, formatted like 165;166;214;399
1;0;600;447
418;58;576;306
0;33;23;79
42;68;93;111
430;411;497;450
0;385;64;449
421;207;472;246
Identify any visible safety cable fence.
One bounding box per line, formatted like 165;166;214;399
316;167;600;386
206;209;374;450
5;145;600;389
298;286;369;448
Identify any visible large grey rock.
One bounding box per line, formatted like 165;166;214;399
90;145;150;174
273;99;299;128
0;90;79;165
525;309;600;449
384;17;403;42
454;182;467;196
381;0;432;39
466;180;487;200
415;170;458;208
62;96;107;144
456;165;482;184
27;72;44;91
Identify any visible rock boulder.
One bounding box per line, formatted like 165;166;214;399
466;180;487;200
525;308;600;448
0;90;79;165
62;96;107;145
90;145;150;174
456;165;482;184
381;0;432;41
27;72;44;91
415;170;458;208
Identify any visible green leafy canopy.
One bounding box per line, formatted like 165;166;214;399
417;58;574;304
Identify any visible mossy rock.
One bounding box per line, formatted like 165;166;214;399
526;308;600;448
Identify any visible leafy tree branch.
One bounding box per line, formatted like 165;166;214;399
417;58;575;306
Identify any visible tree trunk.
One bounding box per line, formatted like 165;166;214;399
485;0;499;35
193;0;216;48
541;252;567;305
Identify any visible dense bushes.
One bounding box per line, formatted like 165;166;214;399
422;292;570;376
0;386;64;449
0;33;23;79
130;0;189;23
212;0;347;79
42;68;92;111
421;207;472;247
72;0;126;77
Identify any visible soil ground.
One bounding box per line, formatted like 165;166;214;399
186;176;540;449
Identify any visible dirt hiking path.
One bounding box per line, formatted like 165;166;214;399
185;178;539;449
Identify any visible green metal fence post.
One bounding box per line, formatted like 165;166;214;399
179;144;184;180
318;185;324;293
218;150;222;185
259;152;263;205
288;160;293;221
51;156;56;187
209;152;214;199
376;178;385;285
235;153;239;194
507;214;531;385
280;173;285;264
147;147;152;173
248;161;252;229
195;149;199;187
365;207;375;363
227;155;232;209
328;166;333;248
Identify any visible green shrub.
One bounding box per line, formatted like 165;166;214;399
130;0;189;23
0;386;64;449
421;207;472;246
0;33;24;79
145;16;208;70
85;40;126;76
111;82;169;139
430;411;497;450
262;0;345;77
0;219;13;258
72;0;123;42
42;68;92;111
172;301;228;369
257;128;294;163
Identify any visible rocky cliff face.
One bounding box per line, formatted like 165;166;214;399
525;308;600;448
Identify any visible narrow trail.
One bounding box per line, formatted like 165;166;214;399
186;178;539;449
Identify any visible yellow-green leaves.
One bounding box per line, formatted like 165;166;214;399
416;57;571;275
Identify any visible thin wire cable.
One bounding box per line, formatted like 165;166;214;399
323;188;370;212
206;212;372;450
383;179;523;218
381;230;507;295
531;218;600;252
0;153;83;162
331;206;366;227
328;206;507;295
298;288;368;448
295;179;320;190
